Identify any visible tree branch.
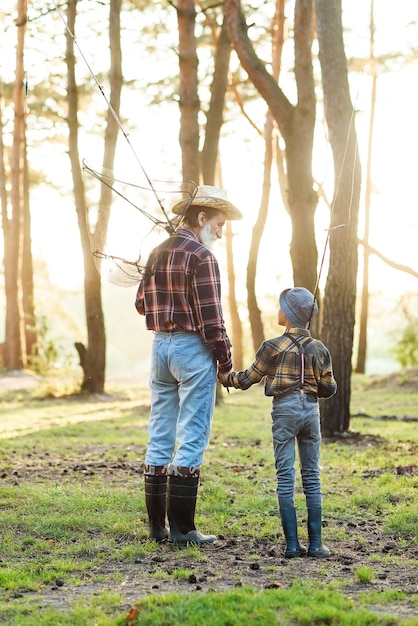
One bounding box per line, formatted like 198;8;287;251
358;239;418;280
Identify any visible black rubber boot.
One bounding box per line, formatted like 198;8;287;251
167;475;217;546
280;507;307;558
144;474;169;542
307;507;330;558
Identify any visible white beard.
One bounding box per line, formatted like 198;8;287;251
199;222;217;250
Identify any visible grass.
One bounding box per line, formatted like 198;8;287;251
0;372;417;624
120;582;407;626
355;565;375;583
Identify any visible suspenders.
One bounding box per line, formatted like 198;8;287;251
284;334;313;391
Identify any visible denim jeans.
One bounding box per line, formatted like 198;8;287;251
145;330;216;469
271;392;322;510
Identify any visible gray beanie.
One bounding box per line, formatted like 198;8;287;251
279;287;318;328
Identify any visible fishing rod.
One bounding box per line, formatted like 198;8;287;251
50;0;179;234
82;160;172;230
307;73;362;328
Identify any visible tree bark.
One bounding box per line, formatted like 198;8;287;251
177;0;200;184
315;0;362;434
224;0;318;294
22;130;37;362
247;0;285;352
246;113;272;353
201;20;231;184
93;0;123;253
356;0;376;374
66;0;106;393
199;17;243;369
5;0;27;370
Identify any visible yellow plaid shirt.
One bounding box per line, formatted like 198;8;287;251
224;327;337;399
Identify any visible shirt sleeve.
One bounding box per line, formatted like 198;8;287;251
222;342;271;389
317;347;338;398
192;255;232;372
135;280;145;315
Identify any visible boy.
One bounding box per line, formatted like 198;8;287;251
218;287;337;558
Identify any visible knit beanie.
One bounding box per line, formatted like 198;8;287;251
279;287;318;328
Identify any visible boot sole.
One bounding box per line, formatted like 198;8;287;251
168;530;217;546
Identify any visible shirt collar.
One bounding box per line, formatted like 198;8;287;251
176;226;199;241
285;327;312;337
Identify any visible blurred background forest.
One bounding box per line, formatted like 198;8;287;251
1;0;418;433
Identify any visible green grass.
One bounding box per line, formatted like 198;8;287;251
0;374;417;624
118;582;410;626
355;565;375;583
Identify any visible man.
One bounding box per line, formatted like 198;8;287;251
135;185;242;546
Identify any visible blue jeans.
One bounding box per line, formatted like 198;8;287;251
145;330;217;469
271;392;322;510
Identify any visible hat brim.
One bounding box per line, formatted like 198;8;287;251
172;196;242;220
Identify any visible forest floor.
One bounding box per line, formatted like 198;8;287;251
0;370;417;624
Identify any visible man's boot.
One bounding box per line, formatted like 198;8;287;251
167;472;217;546
280;507;307;558
307;507;330;558
144;468;169;542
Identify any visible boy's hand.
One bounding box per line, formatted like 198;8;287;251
217;370;231;386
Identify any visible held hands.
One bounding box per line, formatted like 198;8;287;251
217;369;232;387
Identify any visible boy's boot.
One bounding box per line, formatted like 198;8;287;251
144;466;169;542
307;507;331;558
280;507;307;558
167;470;217;546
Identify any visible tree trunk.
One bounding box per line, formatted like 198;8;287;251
247;0;285;352
287;0;318;292
176;0;200;184
0;91;10;369
315;0;362;434
22;130;37;362
225;220;243;369
5;0;27;371
201;20;231;185
224;0;318;297
66;0;106;393
356;0;376;374
93;0;123;253
200;18;243;369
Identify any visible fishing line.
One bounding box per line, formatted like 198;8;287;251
50;0;179;234
82;160;170;230
308;71;363;327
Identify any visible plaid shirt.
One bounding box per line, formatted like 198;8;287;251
135;227;232;372
225;328;337;399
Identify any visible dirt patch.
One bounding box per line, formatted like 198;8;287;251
5;528;418;617
1;454;417;622
0;370;41;391
14;535;418;618
367;367;418;391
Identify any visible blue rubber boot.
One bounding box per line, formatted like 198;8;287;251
280;507;307;558
307;507;331;558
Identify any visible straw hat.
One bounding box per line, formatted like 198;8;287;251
172;185;242;220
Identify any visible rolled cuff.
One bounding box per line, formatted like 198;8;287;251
218;358;233;374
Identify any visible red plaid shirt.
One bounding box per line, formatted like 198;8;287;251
135;227;232;372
